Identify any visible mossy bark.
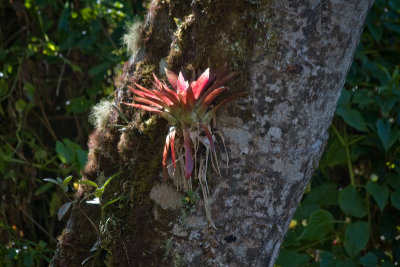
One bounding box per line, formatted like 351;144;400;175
51;0;374;266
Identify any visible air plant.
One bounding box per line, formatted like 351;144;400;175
123;68;244;228
123;68;244;184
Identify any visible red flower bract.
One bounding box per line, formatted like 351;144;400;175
123;68;245;181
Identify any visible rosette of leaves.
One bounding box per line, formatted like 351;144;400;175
123;68;244;183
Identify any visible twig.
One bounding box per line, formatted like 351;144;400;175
0;56;23;102
38;100;58;142
56;49;71;96
20;209;58;243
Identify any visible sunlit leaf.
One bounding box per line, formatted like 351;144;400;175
77;180;98;188
62;175;73;187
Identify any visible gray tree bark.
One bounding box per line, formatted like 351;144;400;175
51;0;374;266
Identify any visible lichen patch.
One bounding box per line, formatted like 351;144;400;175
150;183;183;210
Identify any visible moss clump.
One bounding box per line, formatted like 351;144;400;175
88;99;113;129
123;19;143;56
132;60;157;88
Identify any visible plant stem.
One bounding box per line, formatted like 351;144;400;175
294;235;335;252
366;193;376;247
331;124;355;186
345;144;355;186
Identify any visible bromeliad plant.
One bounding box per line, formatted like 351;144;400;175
123;68;244;184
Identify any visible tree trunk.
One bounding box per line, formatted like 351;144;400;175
51;0;373;266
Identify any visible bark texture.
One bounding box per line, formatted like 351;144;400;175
51;0;373;266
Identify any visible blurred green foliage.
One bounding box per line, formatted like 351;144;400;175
277;0;400;266
0;0;144;265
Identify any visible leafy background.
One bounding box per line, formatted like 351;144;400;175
0;0;146;265
276;0;400;266
0;0;399;266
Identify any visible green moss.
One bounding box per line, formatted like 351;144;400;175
95;111;168;266
133;60;157;88
165;0;275;100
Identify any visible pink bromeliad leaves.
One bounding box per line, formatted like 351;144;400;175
123;68;245;181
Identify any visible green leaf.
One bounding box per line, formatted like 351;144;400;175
66;96;94;113
276;251;297;266
23;82;35;102
102;196;126;209
337;89;352;107
339;185;368;218
49;193;62;217
94;172;122;198
336;259;358;267
58;201;72;221
76;148;88;170
381;261;396;267
275;249;300;267
376;118;400;151
282;228;302;247
359;252;378;267
55;141;74;164
57;4;70;32
367;21;383;42
352;89;375;105
43;178;61;185
68;62;82;73
88;62;110;77
391;190;400;211
306;183;338;206
34;149;47;161
389;0;400;10
62;138;80;149
62;175;73;187
344;222;370;258
6;248;17;260
101;172;121;189
23;251;33;266
94;188;104;199
336;107;368;132
34;182;54;196
297;209;334;241
383;22;400;34
366;181;389;211
77;180;98;188
322;138;347;167
293;202;320;220
319;251;336;267
387;173;400;190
